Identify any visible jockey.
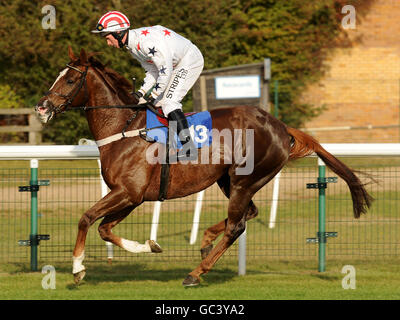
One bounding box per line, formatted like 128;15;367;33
92;11;204;160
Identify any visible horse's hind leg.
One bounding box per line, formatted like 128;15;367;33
200;174;258;259
184;188;253;286
200;202;258;259
98;209;163;253
187;161;286;285
199;175;229;258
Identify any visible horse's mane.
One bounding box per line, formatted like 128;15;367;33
87;55;135;105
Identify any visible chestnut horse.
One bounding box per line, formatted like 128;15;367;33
35;48;372;286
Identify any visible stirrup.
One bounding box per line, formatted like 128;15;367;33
177;139;198;161
167;109;198;161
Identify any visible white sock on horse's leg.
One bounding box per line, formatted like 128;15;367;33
72;251;85;274
120;239;152;253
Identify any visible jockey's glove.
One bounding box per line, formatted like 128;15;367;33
146;96;156;106
132;91;143;101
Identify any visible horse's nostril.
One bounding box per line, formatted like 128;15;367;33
44;99;56;110
37;106;47;116
35;99;54;116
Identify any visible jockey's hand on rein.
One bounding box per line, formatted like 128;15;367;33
132;91;143;102
146;96;156;106
132;91;148;105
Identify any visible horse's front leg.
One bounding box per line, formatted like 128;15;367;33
72;188;133;284
97;208;163;254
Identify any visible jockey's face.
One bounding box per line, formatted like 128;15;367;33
105;33;128;48
105;34;120;48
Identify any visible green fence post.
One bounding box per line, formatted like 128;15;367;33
30;159;39;271
306;157;337;272
18;160;50;271
317;158;326;272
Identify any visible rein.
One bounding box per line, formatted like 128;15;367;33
79;103;167;119
46;63;167;119
45;63;169;147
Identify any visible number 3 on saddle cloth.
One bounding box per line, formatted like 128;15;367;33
144;108;212;201
144;108;212;150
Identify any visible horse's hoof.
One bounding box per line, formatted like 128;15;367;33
200;244;213;260
147;240;163;253
73;270;86;284
182;274;200;287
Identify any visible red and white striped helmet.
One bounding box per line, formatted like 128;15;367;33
92;11;130;34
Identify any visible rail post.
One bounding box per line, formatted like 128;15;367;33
30;159;39;271
238;223;246;276
317;159;327;272
306;158;337;272
18;159;50;271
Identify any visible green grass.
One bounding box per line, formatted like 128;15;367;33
1;259;400;300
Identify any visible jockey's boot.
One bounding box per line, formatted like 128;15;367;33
168;109;197;161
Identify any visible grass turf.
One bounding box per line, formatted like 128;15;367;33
1;259;400;300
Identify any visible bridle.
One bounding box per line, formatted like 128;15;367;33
45;64;89;115
43;63;167;121
42;61;170;146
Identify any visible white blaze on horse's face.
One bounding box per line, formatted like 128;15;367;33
49;68;68;90
35;68;69;123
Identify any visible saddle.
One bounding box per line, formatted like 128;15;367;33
143;107;212;201
145;108;212;149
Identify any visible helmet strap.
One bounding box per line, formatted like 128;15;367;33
111;30;128;48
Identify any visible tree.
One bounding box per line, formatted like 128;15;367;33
0;0;376;143
0;85;23;109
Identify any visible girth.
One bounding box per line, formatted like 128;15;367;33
158;133;170;202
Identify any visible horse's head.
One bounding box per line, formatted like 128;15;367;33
35;47;90;123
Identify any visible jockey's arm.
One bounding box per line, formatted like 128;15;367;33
142;41;173;101
137;61;158;97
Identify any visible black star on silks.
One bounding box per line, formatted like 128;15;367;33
148;47;157;56
160;66;167;74
154;83;161;90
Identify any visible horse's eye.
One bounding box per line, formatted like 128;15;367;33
67;79;74;84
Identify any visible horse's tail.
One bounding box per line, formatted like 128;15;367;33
286;126;373;218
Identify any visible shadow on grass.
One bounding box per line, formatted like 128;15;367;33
32;262;237;289
3;260;307;287
311;273;341;281
4;260;238;289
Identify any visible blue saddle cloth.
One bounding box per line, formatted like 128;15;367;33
146;109;212;149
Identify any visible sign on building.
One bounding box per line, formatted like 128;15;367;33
215;75;261;100
192;58;271;112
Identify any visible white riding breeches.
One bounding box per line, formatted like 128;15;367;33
154;45;204;116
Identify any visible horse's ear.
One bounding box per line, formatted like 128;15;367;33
68;46;77;61
79;48;88;64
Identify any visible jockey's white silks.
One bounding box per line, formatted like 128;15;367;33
125;26;204;117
